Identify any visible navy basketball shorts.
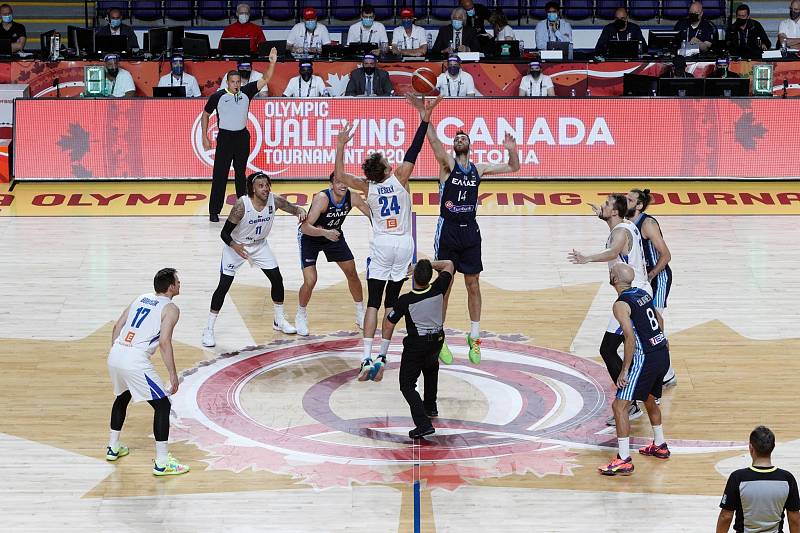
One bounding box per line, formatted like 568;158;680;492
299;235;354;268
616;347;670;402
434;219;483;275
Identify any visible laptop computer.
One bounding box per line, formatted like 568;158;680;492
546;41;571;59
492;39;521;58
320;44;345;59
0;38;12;57
219;38;251;56
183;33;211;57
153;86;187;97
607;40;640;59
258;40;287;57
95;34;128;54
346;42;377;56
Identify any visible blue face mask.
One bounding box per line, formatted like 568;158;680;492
466;8;475;16
362;17;374;28
547;12;558;22
110;18;122;28
305;20;317;31
452;19;463;30
402;19;413;29
172;66;183;77
1;15;12;23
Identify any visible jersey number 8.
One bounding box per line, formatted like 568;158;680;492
645;307;659;331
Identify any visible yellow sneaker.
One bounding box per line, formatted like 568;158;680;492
153;454;190;476
466;335;482;364
106;444;129;461
438;341;453;365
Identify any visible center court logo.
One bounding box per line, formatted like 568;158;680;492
170;336;743;489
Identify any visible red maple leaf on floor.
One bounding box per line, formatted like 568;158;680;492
393;464;492;491
291;463;389;489
493;448;581;478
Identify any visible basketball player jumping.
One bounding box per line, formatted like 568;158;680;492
407;93;520;365
568;193;652;424
295;172;371;336
106;268;189;476
599;263;671;476
334;94;439;382
626;188;677;388
202;172;307;347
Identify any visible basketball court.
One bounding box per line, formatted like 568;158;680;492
2;179;800;532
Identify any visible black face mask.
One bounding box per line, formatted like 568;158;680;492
735;18;748;28
530;70;541;78
238;69;251;81
614;18;626;30
688;13;700;23
363;66;376;76
106;67;118;77
791;9;800;20
300;71;313;82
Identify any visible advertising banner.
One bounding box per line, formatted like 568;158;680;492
13;97;794;181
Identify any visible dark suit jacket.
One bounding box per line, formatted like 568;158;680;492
432;25;482;55
345;67;394;96
464;3;491;32
95;23;139;51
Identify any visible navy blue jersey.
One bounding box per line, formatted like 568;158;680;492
617;288;667;354
307;189;352;242
634;214;672;275
439;161;481;223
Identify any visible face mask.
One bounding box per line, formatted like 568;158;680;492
1;15;12;23
238;14;249;24
363;66;376;76
736;18;747;27
106;67;118;77
362;17;374;27
238;69;251;81
546;12;558;22
614;18;626;30
402;19;413;29
300;71;313;81
172;66;183;77
530;69;541;78
305;20;317;31
110;18;122;28
688;13;700;23
791;9;800;19
448;65;460;76
466;8;475;16
452;19;463;30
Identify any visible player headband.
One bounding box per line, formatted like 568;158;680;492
104;53;120;62
447;55;461;63
248;171;271;184
529;61;541;68
237;61;252;69
299;61;313;69
363;53;377;62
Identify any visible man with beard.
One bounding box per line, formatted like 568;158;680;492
408;94;520;366
567;194;652;425
283;61;328;97
777;0;800;49
518;61;554;97
101;54;136;97
594;7;646;57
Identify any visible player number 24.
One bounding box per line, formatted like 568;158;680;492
378;195;400;217
130;307;151;328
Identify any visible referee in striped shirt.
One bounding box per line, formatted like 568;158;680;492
382;259;454;439
201;48;277;222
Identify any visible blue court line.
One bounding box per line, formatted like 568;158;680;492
413;478;421;533
412;211;418;263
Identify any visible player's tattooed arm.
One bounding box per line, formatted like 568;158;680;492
227;197;246;225
275;195;308;222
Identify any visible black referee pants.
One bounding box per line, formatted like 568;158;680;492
209;128;250;216
399;334;443;429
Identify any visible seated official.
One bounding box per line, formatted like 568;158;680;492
287;7;331;54
95;7;139;51
432;7;482;55
489;10;517;41
662;55;695;77
436;56;477;97
157;55;201;97
221;61;267;96
391;7;428;56
778;0;800;49
535;2;573;50
726;4;770;58
346;4;388;47
519;61;554;96
594;7;646;56
221;3;266;53
100;54;136;97
710;57;740;77
0;3;25;52
345;54;394;96
673;1;716;53
283;61;329;97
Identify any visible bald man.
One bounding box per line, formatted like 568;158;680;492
598;263;672;476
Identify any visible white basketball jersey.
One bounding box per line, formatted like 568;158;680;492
367;175;412;236
231;194;275;245
114;293;172;355
607;220;650;292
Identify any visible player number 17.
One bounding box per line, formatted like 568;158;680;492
130;307;151;328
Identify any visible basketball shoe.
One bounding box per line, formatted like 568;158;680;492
153;454;190;476
358;358;374;381
639;441;671;459
438;341;453;365
370;354;387;382
598;455;634;476
106;444;129;461
273;317;297;334
201;328;215;348
466;335;481;364
295;311;309;336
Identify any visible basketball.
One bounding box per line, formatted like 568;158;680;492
412;67;438;94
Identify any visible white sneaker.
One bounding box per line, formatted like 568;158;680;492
606;402;643;426
201;328;215;347
355;309;365;330
295;312;309;336
663;373;678;388
273;317;297;334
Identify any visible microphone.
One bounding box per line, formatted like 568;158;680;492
53;77;60;98
783;79;789;99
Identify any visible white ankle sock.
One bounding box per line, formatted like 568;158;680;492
206;313;217;330
155;441;169;465
297;306;307;317
274;304;285;322
652;425;665;446
618;437;630;460
362;338;373;361
355;301;364;314
470;321;480;339
108;429;121;449
379;338;390;357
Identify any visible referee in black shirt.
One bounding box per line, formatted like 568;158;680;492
201;48;277;222
383;259;454;439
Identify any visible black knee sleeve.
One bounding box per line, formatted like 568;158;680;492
600;332;625;382
262;267;284;303
210;273;235;312
384;280;405;309
367;278;387;309
147;397;172;442
110;390;132;431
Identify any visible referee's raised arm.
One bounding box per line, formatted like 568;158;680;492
256;47;278;93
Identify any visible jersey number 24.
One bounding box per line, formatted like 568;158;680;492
378;195;400;217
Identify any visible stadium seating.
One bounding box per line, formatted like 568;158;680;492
131;1;164;22
165;1;194;22
97;1;130;18
198;1;231;21
595;0;620;20
629;0;660;20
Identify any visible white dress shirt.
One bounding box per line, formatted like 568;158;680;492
286;23;331;50
157;72;202;97
518;73;554;96
778;17;800;39
107;68;136;97
495;25;517;41
283;74;328;97
391;25;428;51
435;71;476;97
346;21;388;45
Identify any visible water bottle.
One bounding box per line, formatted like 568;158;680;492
380;41;388;57
782;37;788;56
570;88;576;97
586;87;591;97
680;39;687;56
449;39;454;52
518;40;524;56
50;31;61;61
427;32;433;51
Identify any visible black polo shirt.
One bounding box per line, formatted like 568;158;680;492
673;18;717;44
204;81;259;132
720;465;800;533
388;272;452;337
0;21;25;43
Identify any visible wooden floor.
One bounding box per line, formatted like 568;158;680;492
2;203;800;532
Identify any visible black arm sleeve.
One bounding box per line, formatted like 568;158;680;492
241;81;260;99
387;297;408;324
204;90;223;114
220;220;237;246
403;119;429;164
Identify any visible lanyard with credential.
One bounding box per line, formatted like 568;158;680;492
403;34;416;49
446;76;462;96
298;77;314;97
303;29;316;49
360;28;374;43
528;76;543;96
